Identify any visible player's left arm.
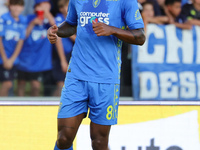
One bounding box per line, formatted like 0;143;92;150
92;21;145;45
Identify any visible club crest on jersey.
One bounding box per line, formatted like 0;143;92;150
93;0;101;8
135;9;142;20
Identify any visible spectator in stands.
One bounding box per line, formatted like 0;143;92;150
138;0;162;16
154;0;175;23
0;0;26;96
52;0;75;96
17;0;55;96
50;0;60;16
141;2;169;31
0;0;9;16
156;0;167;16
165;0;192;29
181;0;200;26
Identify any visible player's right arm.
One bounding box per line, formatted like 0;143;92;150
47;22;76;44
48;0;77;44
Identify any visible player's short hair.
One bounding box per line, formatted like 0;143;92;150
165;0;181;6
9;0;24;6
58;0;69;8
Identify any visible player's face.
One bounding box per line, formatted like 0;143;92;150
142;4;154;18
9;5;24;18
168;2;181;17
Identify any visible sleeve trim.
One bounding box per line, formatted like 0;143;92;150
66;19;77;26
128;23;144;30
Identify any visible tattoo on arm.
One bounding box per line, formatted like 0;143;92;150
130;28;145;45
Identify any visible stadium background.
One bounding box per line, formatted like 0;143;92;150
1;0;200;149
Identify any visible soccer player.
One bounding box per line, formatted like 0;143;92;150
47;0;145;149
0;0;26;96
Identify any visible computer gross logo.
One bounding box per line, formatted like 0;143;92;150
80;12;110;27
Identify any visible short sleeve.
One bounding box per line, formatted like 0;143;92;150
0;16;5;37
19;16;27;40
65;0;77;25
122;0;144;30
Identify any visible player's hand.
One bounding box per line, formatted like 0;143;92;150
61;60;68;73
92;20;114;36
3;59;14;70
47;25;58;44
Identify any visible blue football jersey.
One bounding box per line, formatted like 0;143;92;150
66;0;144;83
0;12;27;65
55;13;73;55
18;15;52;72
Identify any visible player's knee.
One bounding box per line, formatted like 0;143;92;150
91;136;107;150
92;139;101;149
57;135;73;149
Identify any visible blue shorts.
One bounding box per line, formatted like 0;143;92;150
58;77;120;125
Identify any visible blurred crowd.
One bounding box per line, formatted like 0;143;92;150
0;0;74;97
140;0;200;30
0;0;199;97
